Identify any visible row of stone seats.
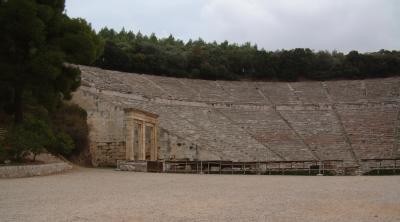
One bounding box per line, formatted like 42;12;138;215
336;104;398;159
79;66;132;94
103;93;279;161
143;75;199;101
178;79;234;103
215;80;267;104
76;66;400;162
364;77;400;103
108;98;233;160
79;65;400;105
77;84;399;163
218;108;315;161
278;109;355;161
113;73;166;98
289;81;329;104
324;80;365;103
168;105;282;161
324;78;400;103
257;82;301;105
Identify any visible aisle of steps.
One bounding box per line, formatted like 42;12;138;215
76;66;400;164
173;106;282;161
219;108;314;161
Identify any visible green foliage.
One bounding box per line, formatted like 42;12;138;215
1;106;85;161
52;132;75;156
5;117;54;161
51;104;89;157
0;1;99;162
0;143;6;162
58;18;103;65
95;28;400;81
0;0;102;123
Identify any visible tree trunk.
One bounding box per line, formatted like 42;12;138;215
13;86;23;124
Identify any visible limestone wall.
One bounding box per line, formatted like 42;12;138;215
72;65;400;166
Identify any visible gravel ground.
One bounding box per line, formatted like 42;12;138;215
0;167;399;222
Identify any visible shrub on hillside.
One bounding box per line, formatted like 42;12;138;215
0;94;90;163
0;143;6;163
5;117;54;161
0;103;89;163
52;104;89;158
51;132;75;156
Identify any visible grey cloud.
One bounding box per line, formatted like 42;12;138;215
66;0;400;52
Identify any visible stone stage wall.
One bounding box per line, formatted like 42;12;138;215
71;65;400;167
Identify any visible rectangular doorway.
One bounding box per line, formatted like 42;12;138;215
133;122;142;160
145;125;154;160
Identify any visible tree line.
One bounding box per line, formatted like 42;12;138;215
95;28;400;81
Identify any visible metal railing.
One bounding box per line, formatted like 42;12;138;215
163;160;347;175
361;158;400;175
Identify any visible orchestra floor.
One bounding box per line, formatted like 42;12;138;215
1;167;399;222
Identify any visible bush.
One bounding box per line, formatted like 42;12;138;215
51;132;75;156
0;143;6;162
52;103;89;157
6;117;54;161
0;102;89;163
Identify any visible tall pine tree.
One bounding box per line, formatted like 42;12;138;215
0;0;102;123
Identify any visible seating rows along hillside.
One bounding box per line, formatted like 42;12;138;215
74;65;400;166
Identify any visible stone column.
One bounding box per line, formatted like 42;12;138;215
150;125;156;160
153;123;158;160
140;121;146;160
124;117;134;160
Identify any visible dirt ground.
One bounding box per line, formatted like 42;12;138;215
0;167;399;222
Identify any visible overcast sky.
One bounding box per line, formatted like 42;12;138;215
65;0;400;52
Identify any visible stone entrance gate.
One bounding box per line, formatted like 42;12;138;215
124;108;159;161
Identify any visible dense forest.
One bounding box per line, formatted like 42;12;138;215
95;28;400;81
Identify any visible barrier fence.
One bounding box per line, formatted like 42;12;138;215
117;158;400;175
361;158;400;175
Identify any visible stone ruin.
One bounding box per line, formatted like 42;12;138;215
71;65;400;173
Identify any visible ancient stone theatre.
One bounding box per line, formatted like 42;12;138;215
71;65;400;173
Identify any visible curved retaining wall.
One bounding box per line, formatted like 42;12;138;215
0;162;72;178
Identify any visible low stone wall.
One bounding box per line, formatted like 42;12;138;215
0;162;72;178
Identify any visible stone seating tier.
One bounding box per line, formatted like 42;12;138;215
73;65;400;165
